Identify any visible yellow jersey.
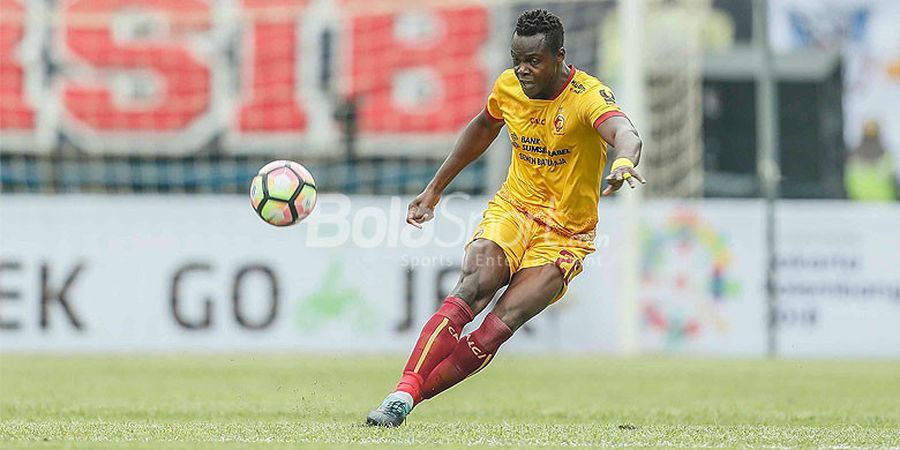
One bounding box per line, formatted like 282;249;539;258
485;65;625;240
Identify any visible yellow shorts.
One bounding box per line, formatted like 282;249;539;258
467;196;595;302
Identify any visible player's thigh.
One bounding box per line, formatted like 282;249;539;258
469;197;531;276
450;238;511;314
490;264;564;332
520;232;593;303
451;198;530;312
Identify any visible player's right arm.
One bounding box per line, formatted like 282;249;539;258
407;109;505;228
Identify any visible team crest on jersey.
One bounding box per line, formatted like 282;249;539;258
553;109;566;134
509;131;520;148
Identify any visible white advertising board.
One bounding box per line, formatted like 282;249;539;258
0;195;613;354
776;201;900;357
633;202;767;355
2;195;897;357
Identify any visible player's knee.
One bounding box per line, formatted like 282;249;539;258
453;240;508;309
454;271;496;312
462;240;509;288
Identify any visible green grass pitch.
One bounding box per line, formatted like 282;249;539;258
2;355;899;448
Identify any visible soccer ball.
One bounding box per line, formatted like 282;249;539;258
249;160;317;226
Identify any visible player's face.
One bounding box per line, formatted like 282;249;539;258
510;33;562;99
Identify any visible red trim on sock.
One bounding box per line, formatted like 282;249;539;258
444;296;475;324
477;313;513;349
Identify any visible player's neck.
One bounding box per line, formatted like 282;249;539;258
535;63;572;100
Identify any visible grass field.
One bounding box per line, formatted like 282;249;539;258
1;355;899;449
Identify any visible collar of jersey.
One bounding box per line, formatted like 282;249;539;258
523;64;576;102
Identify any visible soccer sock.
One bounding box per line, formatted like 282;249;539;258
395;296;474;404
421;312;513;400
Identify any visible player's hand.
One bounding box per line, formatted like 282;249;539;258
407;190;441;229
601;166;647;196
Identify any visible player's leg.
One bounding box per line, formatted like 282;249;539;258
449;238;513;312
420;264;563;400
395;239;511;399
366;239;511;427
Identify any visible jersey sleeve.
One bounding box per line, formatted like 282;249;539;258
485;75;505;123
580;83;626;129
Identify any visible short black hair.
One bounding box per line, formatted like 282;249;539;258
515;9;564;53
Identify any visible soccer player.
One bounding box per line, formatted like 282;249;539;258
366;9;645;427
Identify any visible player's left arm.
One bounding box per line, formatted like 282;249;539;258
597;116;646;196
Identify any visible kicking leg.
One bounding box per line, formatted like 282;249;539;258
366;239;510;427
420;263;563;400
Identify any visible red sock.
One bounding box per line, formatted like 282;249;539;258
421;312;513;400
395;297;474;403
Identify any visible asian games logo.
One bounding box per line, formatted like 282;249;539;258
640;209;740;348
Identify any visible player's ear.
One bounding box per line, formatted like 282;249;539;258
557;47;565;63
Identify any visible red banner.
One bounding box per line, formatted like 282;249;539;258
0;0;493;155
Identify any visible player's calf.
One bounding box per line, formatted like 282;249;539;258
421;312;513;400
420;264;562;399
365;295;477;427
491;264;563;331
366;239;512;426
395;296;475;403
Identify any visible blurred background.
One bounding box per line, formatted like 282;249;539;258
1;0;898;358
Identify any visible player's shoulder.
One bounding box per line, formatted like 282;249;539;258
570;68;614;97
568;68;618;108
